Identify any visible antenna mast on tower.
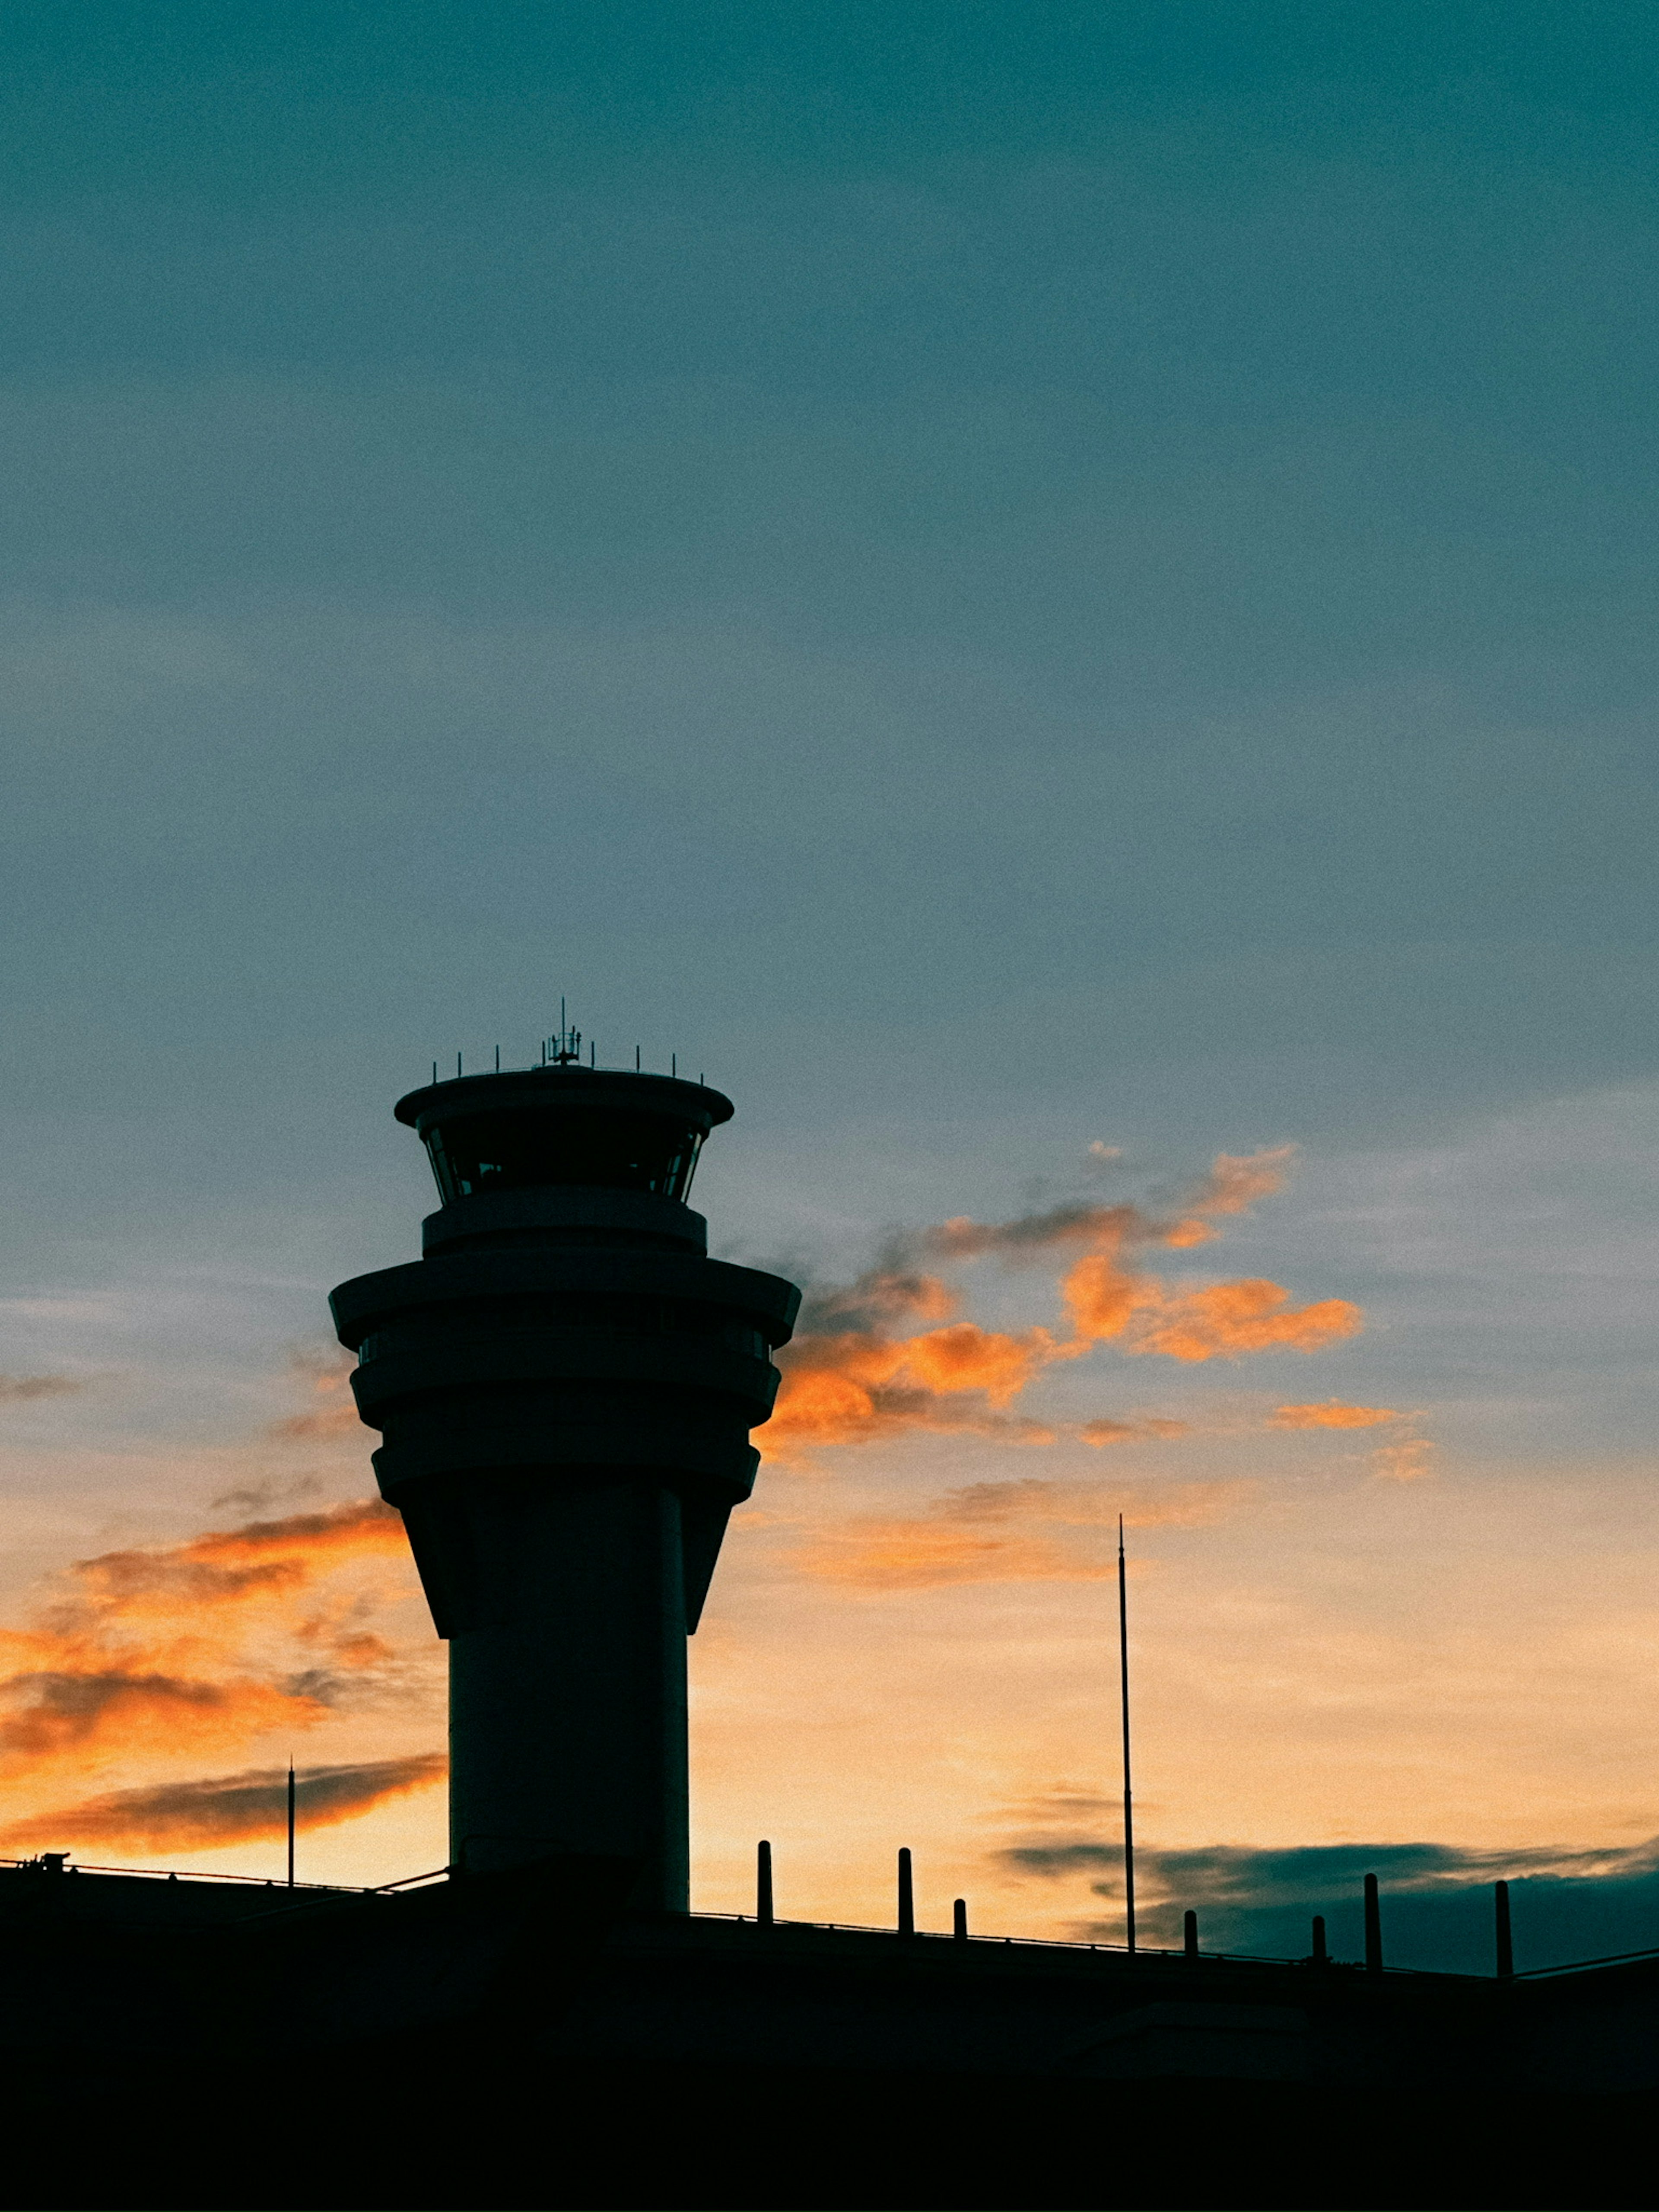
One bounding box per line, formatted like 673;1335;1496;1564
547;998;583;1066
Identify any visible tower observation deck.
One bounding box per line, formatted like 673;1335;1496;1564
328;1036;800;1908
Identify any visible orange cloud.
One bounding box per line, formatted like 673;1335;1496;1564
267;1344;365;1440
768;1144;1357;1462
791;1479;1254;1589
1060;1254;1361;1365
1123;1280;1363;1362
0;1499;418;1789
796;1521;1101;1591
1182;1146;1295;1217
0;1670;322;1776
1081;1417;1190;1446
768;1326;1065;1458
56;1498;407;1621
268;1403;365;1440
0;1752;446;1856
178;1498;405;1578
1061;1249;1153;1341
1272;1402;1399;1430
1373;1439;1436;1482
1162;1218;1217;1248
898;1323;1062;1406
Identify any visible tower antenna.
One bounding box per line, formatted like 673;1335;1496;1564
287;1759;296;1890
547;998;582;1066
1118;1514;1136;1954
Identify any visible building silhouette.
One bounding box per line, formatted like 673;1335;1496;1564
329;1040;798;1902
2;1042;1655;2212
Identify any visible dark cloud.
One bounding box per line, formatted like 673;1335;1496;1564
0;1669;278;1762
208;1477;323;1514
0;1375;83;1402
919;1202;1166;1265
998;1831;1659;1975
796;1268;957;1335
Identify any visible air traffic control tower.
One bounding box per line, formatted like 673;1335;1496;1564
328;1027;800;1908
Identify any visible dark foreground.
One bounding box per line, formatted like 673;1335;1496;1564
0;1857;1652;2211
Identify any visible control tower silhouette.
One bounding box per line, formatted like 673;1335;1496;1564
329;1023;800;1908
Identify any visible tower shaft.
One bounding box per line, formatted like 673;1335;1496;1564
446;1481;689;1901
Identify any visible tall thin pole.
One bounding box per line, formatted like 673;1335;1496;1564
1118;1513;1136;1954
286;1760;296;1890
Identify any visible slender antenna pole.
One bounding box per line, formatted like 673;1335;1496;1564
286;1760;296;1889
1118;1514;1136;1953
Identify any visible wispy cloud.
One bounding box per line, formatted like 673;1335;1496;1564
1271;1402;1399;1429
0;1375;84;1403
265;1342;361;1441
1268;1399;1436;1480
0;1752;446;1855
1136;1280;1360;1359
1069;1269;1363;1362
790;1478;1255;1590
1372;1438;1436;1481
1183;1147;1298;1217
1081;1417;1191;1447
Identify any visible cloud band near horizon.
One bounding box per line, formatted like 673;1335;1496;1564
0;1752;446;1856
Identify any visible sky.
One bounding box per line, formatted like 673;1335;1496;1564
1;1;1657;1973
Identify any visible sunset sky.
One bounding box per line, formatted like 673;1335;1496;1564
2;4;1658;1973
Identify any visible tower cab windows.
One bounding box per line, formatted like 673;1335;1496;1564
424;1109;703;1204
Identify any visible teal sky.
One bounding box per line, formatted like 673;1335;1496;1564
1;5;1657;1961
